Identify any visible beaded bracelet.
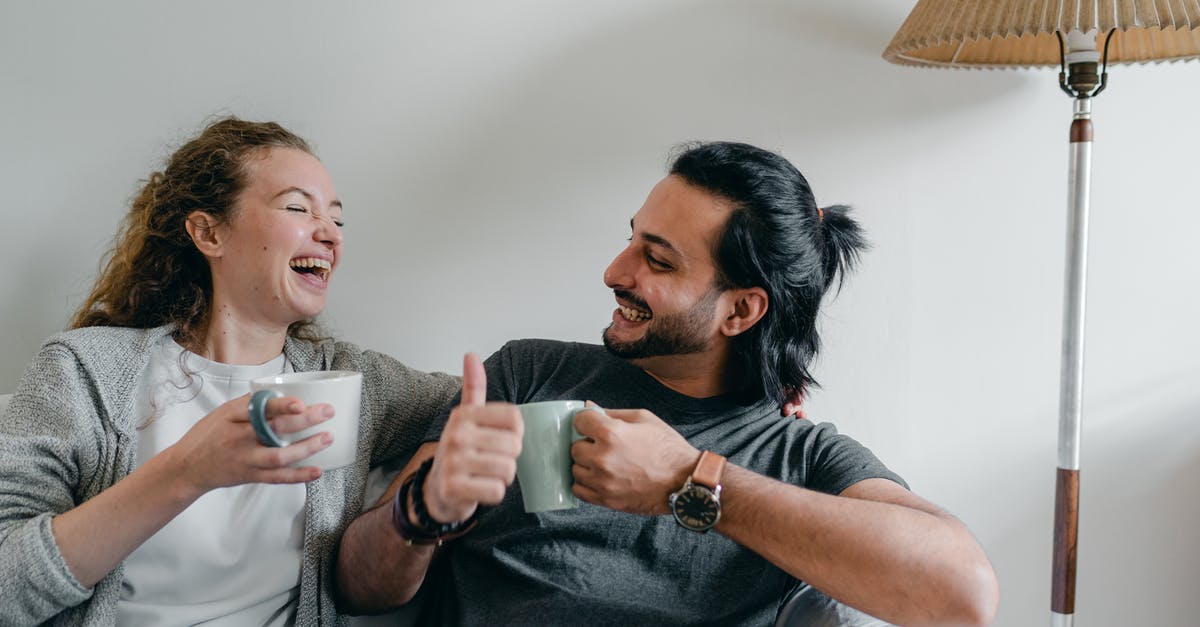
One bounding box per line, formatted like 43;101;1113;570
391;457;478;546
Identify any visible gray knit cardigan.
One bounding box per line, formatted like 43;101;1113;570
0;325;460;626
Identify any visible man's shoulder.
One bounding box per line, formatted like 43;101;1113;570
491;339;621;397
497;338;608;363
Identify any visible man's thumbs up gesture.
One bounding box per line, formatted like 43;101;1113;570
424;353;524;523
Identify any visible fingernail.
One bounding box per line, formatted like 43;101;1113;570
323;405;334;418
290;402;302;413
323;434;334;445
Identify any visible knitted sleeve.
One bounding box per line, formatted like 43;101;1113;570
0;342;103;623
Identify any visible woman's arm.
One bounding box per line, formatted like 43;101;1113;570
51;394;334;587
0;345;334;622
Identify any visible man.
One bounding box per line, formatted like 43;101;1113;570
336;142;998;626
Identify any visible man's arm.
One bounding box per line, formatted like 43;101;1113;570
717;470;997;627
570;408;998;627
335;354;523;614
335;442;438;613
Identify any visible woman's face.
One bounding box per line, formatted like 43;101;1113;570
205;147;344;330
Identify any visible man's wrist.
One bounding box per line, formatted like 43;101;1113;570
391;457;478;546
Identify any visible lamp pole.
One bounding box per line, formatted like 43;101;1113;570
1051;28;1112;627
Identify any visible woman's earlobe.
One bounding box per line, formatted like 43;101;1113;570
185;211;223;257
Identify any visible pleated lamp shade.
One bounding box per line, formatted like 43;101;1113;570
884;0;1200;68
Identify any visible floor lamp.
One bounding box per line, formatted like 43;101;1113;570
881;2;1199;626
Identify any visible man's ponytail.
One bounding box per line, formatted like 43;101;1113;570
815;204;869;293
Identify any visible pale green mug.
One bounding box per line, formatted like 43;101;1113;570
515;400;592;513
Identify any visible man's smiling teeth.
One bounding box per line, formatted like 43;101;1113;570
620;306;651;322
290;257;331;280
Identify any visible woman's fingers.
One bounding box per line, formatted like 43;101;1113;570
248;431;334;469
266;403;334;435
253;466;324;484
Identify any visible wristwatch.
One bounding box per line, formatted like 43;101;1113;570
669;450;726;533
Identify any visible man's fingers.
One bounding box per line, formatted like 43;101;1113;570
471;403;524;431
460;352;487;406
572;406;618;435
585;407;656;425
459;453;518;484
442;474;509;505
572;482;600;505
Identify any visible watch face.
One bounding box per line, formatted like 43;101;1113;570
671;485;720;531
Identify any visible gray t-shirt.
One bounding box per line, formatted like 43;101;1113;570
421;339;905;626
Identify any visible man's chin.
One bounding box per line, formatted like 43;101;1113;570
602;326;644;359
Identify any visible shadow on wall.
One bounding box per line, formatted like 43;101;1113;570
1075;382;1200;625
982;373;1200;626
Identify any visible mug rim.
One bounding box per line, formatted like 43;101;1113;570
517;399;585;410
251;370;363;386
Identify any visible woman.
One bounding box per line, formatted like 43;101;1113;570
0;118;459;625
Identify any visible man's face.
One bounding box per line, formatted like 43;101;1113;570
602;175;732;360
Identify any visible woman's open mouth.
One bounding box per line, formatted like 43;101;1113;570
290;257;332;282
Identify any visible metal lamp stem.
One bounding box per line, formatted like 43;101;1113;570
1051;95;1093;627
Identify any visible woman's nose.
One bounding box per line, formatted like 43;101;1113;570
314;215;343;247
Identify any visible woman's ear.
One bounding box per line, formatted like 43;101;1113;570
185;211;224;258
720;287;768;337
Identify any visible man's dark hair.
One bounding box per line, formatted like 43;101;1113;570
669;141;868;405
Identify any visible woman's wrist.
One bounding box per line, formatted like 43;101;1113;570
154;445;208;505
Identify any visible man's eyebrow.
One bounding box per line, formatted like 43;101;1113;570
273;186;343;210
641;233;679;255
630;218;680;255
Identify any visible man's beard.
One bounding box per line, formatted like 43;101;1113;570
602;287;722;359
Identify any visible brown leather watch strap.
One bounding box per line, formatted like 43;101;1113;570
690;451;726;490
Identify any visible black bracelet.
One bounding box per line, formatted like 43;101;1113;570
390;457;477;546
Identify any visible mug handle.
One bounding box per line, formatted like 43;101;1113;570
248;389;286;447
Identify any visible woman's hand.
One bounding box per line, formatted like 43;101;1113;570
163;393;336;498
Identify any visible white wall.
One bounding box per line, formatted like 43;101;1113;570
2;1;1198;624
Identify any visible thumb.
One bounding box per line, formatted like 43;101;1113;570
461;352;487;406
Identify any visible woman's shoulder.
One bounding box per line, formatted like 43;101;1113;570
40;325;171;365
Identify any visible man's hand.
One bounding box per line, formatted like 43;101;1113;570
570;406;699;515
422;353;523;523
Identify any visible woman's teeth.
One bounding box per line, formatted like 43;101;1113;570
620;306;651;322
290;257;332;280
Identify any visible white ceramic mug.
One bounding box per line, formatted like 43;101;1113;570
248;370;362;470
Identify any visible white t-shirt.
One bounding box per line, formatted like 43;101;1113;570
118;337;307;626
